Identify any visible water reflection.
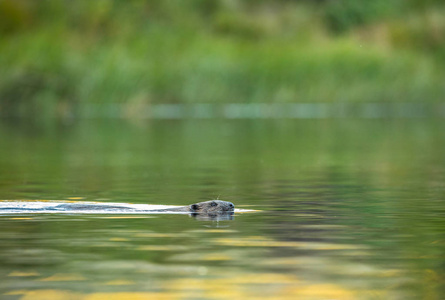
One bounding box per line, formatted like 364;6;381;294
191;212;234;222
0;119;444;299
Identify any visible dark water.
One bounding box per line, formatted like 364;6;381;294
0;119;444;300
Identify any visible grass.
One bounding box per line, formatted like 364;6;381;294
0;0;444;119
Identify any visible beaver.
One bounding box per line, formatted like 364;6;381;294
44;200;235;215
0;200;236;221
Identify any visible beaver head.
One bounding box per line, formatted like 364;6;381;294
189;200;235;214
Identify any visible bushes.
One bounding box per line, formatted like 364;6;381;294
323;0;402;33
0;0;444;119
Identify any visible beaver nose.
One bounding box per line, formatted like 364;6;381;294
229;203;234;209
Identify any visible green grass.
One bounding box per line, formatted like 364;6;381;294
0;0;444;119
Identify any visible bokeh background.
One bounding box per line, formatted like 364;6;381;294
1;1;445;300
0;0;444;120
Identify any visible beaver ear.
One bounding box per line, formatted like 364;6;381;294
210;201;218;207
190;204;199;211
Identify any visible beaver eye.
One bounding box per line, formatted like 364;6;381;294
191;204;199;211
210;201;217;207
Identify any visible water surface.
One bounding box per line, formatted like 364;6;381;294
0;119;444;299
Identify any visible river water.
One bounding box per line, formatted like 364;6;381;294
0;119;443;299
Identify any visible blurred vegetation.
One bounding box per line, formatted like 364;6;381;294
0;0;444;119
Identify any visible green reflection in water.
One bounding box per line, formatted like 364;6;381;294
0;119;444;299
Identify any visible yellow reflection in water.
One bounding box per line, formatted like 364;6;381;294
103;280;135;286
200;254;233;261
214;236;365;250
109;237;129;242
10;272;383;300
8;271;39;277
136;245;187;251
85;292;181;300
15;291;180;300
167;274;356;299
39;273;86;281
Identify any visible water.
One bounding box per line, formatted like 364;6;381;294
0;119;444;299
